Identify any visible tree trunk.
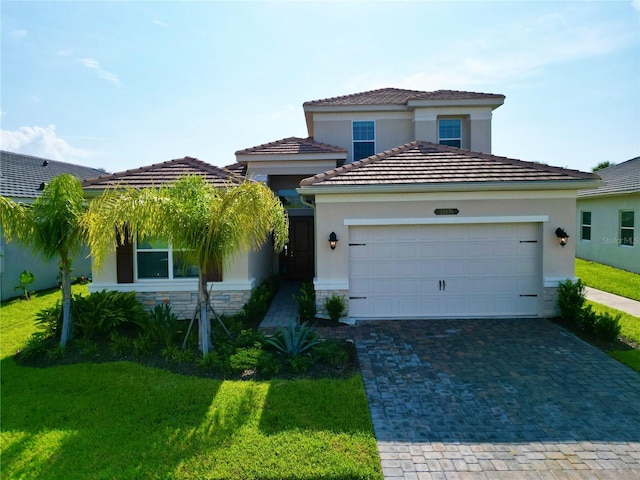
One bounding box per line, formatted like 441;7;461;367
198;270;213;354
59;256;73;347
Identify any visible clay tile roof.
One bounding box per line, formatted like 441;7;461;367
303;87;504;107
0;150;105;199
234;137;346;156
82;157;241;190
578;157;640;197
300;141;598;187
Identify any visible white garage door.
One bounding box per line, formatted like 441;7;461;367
349;223;541;318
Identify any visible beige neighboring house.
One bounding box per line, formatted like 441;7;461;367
576;157;639;274
0;151;104;300
85;88;600;319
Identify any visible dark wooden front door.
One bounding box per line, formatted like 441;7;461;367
282;216;314;280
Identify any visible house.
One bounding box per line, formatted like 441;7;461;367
0;151;104;300
83;157;260;316
84;88;600;320
576;157;639;273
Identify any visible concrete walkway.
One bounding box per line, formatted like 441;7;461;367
585;287;640;316
259;281;300;328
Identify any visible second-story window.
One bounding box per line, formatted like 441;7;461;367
353;121;375;162
438;119;461;147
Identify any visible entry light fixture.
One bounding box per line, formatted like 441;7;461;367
328;232;338;250
555;227;569;247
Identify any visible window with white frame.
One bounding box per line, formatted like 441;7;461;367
136;236;199;279
581;211;592;241
438;118;462;147
352;121;375;162
620;210;635;247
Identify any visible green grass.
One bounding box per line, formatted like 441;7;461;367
609;349;640;373
576;258;640;302
1;288;382;480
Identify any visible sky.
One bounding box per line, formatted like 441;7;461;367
1;0;639;175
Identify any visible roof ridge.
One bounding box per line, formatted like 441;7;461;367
303;87;424;106
234;136;346;155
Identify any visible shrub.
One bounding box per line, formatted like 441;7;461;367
557;279;585;326
76;338;98;356
47;344;66;360
139;303;181;348
323;294;346;322
229;344;265;373
242;275;280;326
294;282;316;322
18;332;51;360
267;322;320;357
74;290;147;339
110;334;132;357
234;329;266;348
313;339;349;367
594;311;622;342
579;303;598;335
133;332;154;356
288;355;314;374
34;301;63;337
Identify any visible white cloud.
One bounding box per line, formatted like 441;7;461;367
397;11;632;91
10;29;27;39
0;125;92;162
79;57;122;86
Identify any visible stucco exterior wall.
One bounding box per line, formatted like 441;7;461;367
311;189;578;318
576;193;640;273
89;245;267;317
312;112;413;163
0;238;93;301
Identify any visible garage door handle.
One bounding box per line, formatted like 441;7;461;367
349;296;367;300
443;280;446;291
519;294;538;297
439;280;442;290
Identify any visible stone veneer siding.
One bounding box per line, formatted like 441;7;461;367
135;289;251;319
543;286;560;318
315;289;350;318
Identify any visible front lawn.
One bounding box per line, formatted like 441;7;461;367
576;258;640;301
1;288;382;480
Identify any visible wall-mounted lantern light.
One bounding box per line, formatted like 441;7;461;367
555;227;569;247
328;232;338;250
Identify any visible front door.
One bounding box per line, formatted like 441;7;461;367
282;216;314;281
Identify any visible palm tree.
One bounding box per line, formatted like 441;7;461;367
83;175;288;354
1;174;88;346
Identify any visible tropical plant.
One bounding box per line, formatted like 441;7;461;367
1;174;88;345
323;294;346;322
73;290;147;339
140;302;181;348
557;279;585;326
267;321;320;357
592;161;615;172
14;270;35;300
294;282;316;322
83;175;288;355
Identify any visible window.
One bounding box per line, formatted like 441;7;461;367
353;121;375;161
581;211;591;241
136;235;199;279
620;211;635;247
438;118;461;147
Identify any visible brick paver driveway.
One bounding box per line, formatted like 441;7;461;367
355;319;640;479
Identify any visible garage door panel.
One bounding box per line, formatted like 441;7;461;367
349;223;540;318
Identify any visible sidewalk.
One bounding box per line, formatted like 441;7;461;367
584;286;640;316
259;281;300;328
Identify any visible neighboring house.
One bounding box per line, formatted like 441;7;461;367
85;88;600;319
576;157;639;273
0;151;104;301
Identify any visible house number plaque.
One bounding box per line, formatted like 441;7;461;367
434;208;459;215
